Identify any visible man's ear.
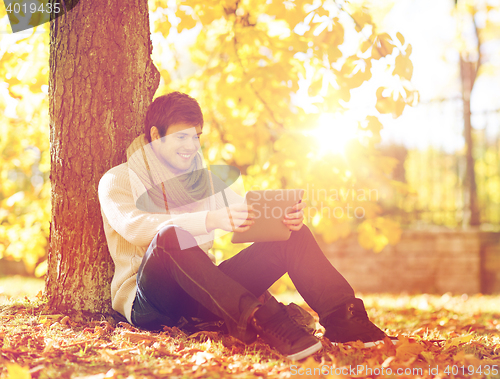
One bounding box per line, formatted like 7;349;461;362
151;126;159;142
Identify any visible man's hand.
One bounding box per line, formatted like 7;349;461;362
206;204;255;232
283;200;305;231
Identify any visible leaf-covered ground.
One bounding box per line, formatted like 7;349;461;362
0;280;499;378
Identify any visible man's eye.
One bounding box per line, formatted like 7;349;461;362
177;135;185;140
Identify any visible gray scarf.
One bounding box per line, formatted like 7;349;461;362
126;134;213;213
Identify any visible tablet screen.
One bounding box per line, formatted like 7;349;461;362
231;189;304;244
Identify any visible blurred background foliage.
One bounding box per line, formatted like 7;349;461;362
0;9;50;276
0;0;499;286
149;0;418;261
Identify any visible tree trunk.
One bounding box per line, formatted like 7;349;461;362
46;0;160;316
460;57;480;227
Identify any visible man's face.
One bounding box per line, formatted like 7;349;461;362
151;123;202;175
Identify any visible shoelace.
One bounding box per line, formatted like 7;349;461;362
263;307;308;343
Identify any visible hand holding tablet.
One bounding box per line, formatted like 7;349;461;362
231;189;305;243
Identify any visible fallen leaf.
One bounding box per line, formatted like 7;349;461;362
191;351;214;365
116;322;136;330
120;331;157;343
396;340;424;361
60;316;71;325
445;334;473;349
178;347;205;356
6;363;31;379
381;355;396;368
188;331;220;341
42;339;54;356
100;349;122;364
421;351;435;363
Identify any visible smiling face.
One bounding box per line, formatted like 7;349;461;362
150;123;202;175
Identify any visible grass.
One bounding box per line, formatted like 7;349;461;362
0;276;499;378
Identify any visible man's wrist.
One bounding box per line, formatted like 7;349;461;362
206;211;216;232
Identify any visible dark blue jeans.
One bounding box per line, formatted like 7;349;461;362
131;224;355;342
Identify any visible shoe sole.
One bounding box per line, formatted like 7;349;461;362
286;341;323;361
363;338;399;348
332;338;399;348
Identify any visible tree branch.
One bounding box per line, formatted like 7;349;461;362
472;14;482;86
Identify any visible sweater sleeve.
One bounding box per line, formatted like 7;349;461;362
98;166;210;248
211;174;245;209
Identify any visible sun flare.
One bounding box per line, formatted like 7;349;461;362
309;113;359;155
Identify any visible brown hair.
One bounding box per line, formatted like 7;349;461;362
144;92;204;143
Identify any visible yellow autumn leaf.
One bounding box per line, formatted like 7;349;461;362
195;5;225;25
379;33;395;56
396;340;424;361
421;350;435;364
445;334;474;349
394;96;406;118
308;78;323;97
360;39;372;53
321;20;344;62
352;9;372;32
375;87;406;118
267;0;307;28
177;11;197;31
396;31;405;45
393;53;413;80
338;56;372;89
6;364;32;379
371;33;395;59
154;14;171;36
375;87;392;114
405;43;412;56
404;86;419;106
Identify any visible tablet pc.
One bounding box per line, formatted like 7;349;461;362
231;189;304;244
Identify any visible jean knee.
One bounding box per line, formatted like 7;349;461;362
156;225;196;252
140;225;197;276
289;224;313;241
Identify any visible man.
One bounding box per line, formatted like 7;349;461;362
98;91;389;361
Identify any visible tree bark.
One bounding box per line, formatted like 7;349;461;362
46;0;160;316
460;57;480;227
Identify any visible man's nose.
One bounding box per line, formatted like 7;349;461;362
186;137;200;152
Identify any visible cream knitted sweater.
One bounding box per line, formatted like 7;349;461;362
98;135;241;323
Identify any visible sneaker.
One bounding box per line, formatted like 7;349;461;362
323;298;396;347
252;300;322;361
286;303;316;335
